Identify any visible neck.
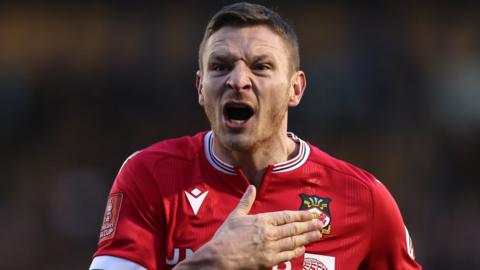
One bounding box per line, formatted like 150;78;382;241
212;131;299;188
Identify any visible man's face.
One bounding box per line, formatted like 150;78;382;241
196;25;305;151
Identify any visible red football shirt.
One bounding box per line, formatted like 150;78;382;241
91;131;421;270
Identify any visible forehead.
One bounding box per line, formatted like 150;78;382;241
204;25;290;60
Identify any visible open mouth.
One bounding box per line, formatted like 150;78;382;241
223;103;254;125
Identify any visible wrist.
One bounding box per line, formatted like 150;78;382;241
174;242;226;270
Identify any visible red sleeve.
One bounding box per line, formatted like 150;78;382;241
363;180;422;269
93;152;166;270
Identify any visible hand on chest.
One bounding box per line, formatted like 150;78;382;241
164;180;355;269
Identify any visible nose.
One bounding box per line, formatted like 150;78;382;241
226;62;252;91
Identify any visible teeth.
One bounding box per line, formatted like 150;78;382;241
231;120;246;124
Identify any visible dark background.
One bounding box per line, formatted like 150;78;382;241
1;1;479;269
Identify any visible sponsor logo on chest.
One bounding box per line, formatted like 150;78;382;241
303;253;335;270
165;250;335;269
166;247;193;265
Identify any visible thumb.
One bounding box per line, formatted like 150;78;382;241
230;185;256;217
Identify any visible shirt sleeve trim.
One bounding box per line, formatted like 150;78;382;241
89;255;148;270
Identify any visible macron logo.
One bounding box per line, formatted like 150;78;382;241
185;188;208;215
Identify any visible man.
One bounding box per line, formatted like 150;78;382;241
90;2;421;270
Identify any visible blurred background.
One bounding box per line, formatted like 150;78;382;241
1;1;479;269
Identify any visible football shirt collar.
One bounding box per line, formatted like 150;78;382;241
204;130;310;175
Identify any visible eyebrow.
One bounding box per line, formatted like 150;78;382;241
208;53;236;63
208;53;274;64
250;54;274;63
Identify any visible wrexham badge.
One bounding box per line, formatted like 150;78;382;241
299;194;332;234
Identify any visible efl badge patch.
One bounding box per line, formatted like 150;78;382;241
299;194;332;234
99;193;123;243
303;253;335;270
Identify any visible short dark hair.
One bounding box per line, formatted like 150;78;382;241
198;2;300;73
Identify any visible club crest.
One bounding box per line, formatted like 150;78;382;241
299;194;332;234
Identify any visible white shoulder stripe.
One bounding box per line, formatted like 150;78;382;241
118;151;141;174
90;255;147;270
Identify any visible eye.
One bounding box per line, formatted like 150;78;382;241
253;63;271;71
211;63;228;72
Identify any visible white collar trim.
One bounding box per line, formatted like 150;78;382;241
204;131;310;175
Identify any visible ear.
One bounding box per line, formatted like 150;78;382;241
288;70;307;107
196;70;204;106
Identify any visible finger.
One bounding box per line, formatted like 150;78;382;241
266;210;314;225
271;246;306;266
274;230;322;252
229;185;256;217
271;219;323;240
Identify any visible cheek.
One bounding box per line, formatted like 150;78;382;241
201;83;223;116
259;85;290;121
202;97;219;128
264;82;290;105
203;91;221;110
202;78;224;98
202;93;217;114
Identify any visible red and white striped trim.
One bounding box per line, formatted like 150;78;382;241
204;131;310;175
204;131;236;175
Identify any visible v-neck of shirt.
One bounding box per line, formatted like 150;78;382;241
203;130;311;196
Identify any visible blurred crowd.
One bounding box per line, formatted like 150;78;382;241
0;2;479;269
